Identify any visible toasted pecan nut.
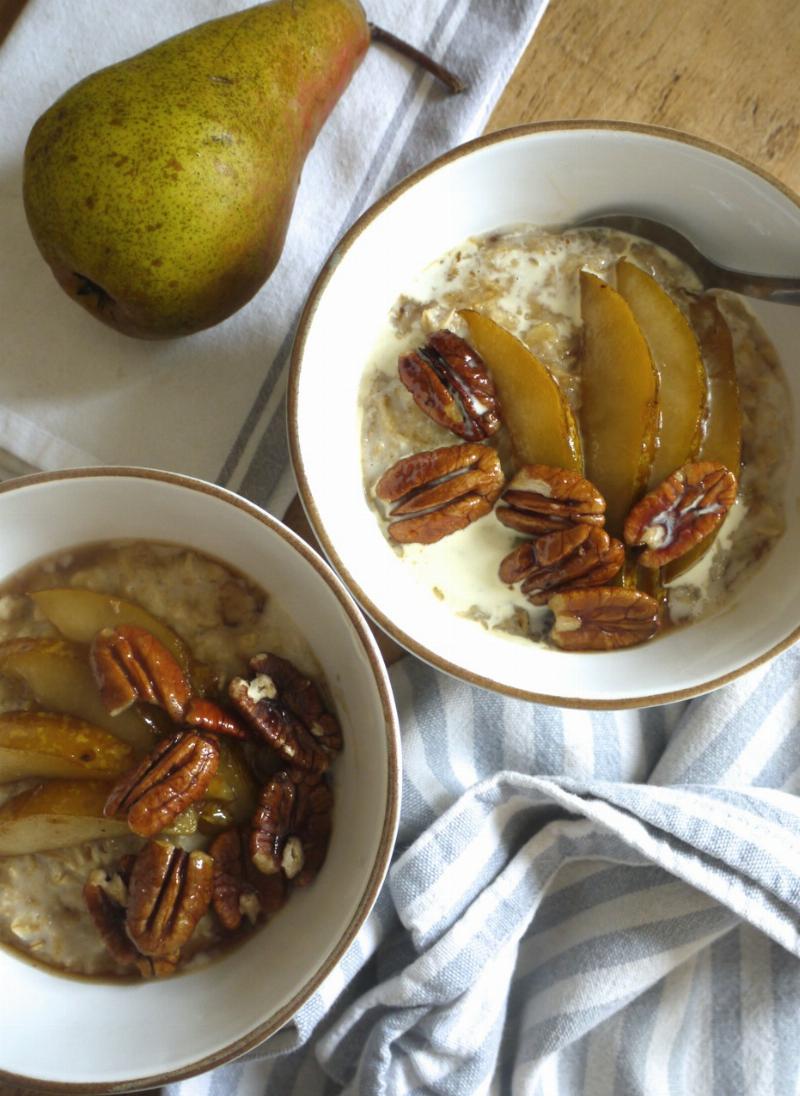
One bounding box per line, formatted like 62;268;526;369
227;653;335;773
83;860;138;969
292;773;334;887
250;769;333;885
549;587;660;650
125;840;214;962
375;442;504;544
496;465;606;535
398;329;501;441
104;731;219;837
624;461;737;567
228;679;328;772
499;525;624;606
184;697;247;739
209;827;288;931
209;828;257;931
247;653;342;754
250;771;297;876
90;625;192;722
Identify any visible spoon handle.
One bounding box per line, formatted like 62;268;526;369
709;264;800;305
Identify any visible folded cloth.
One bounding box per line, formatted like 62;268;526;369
0;0;546;515
165;650;800;1096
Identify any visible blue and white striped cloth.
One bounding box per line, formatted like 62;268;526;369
167;647;800;1096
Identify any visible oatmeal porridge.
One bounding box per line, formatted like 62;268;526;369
358;225;791;650
0;540;341;978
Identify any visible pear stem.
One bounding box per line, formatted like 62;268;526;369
369;24;466;95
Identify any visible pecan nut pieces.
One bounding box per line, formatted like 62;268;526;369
250;769;333;887
125;840;214;965
499;525;624;606
90;625;191;722
104;730;220;837
398;329;501;441
83;857;138;969
496;465;606;535
248;653;343;754
548;587;661;651
624;461;737;568
375;442;504;544
184;697;247;739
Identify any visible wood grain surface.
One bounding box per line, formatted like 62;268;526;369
1;0;799;1092
487;0;800;191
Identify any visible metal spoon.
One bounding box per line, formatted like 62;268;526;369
572;212;800;305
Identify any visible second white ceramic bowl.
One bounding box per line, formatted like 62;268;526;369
0;468;400;1091
290;121;800;708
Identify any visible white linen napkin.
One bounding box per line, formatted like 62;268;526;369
0;0;547;517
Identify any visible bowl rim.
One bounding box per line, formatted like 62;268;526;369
0;465;401;1093
288;118;800;710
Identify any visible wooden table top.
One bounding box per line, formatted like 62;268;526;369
0;0;798;1092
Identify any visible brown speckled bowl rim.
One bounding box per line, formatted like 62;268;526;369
0;465;401;1093
289;119;800;710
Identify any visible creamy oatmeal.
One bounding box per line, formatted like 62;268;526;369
359;225;791;647
0;540;340;978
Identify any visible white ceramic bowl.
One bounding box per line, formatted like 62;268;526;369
0;467;400;1091
289;121;800;708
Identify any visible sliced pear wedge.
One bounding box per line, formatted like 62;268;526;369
0;638;154;754
0;711;135;782
616;260;706;486
30;588;190;673
664;297;742;581
691;296;742;473
0;779;129;855
579;271;659;538
458;309;583;471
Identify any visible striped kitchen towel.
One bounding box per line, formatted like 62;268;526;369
166;643;800;1095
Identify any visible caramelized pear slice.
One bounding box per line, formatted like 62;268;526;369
691;296;742;472
205;740;259;824
664;297;742;581
458;309;582;471
0;711;135;782
579;271;659;537
0;638;154;754
0;779;129;855
30;588;190;673
616;260;706;486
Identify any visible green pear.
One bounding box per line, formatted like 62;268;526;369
22;0;370;339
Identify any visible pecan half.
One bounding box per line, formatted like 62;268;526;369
125;840;214;964
209;827;289;932
90;625;191;722
83;858;138;969
624;461;737;567
375;442;504;544
549;587;660;650
499;525;624;605
250;770;333;886
250;771;296;875
292;774;334;888
398;329;501;440
209;828;259;931
228;653;337;772
496;465;606;535
184;697;247;739
246;653;342;754
104;731;219;837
